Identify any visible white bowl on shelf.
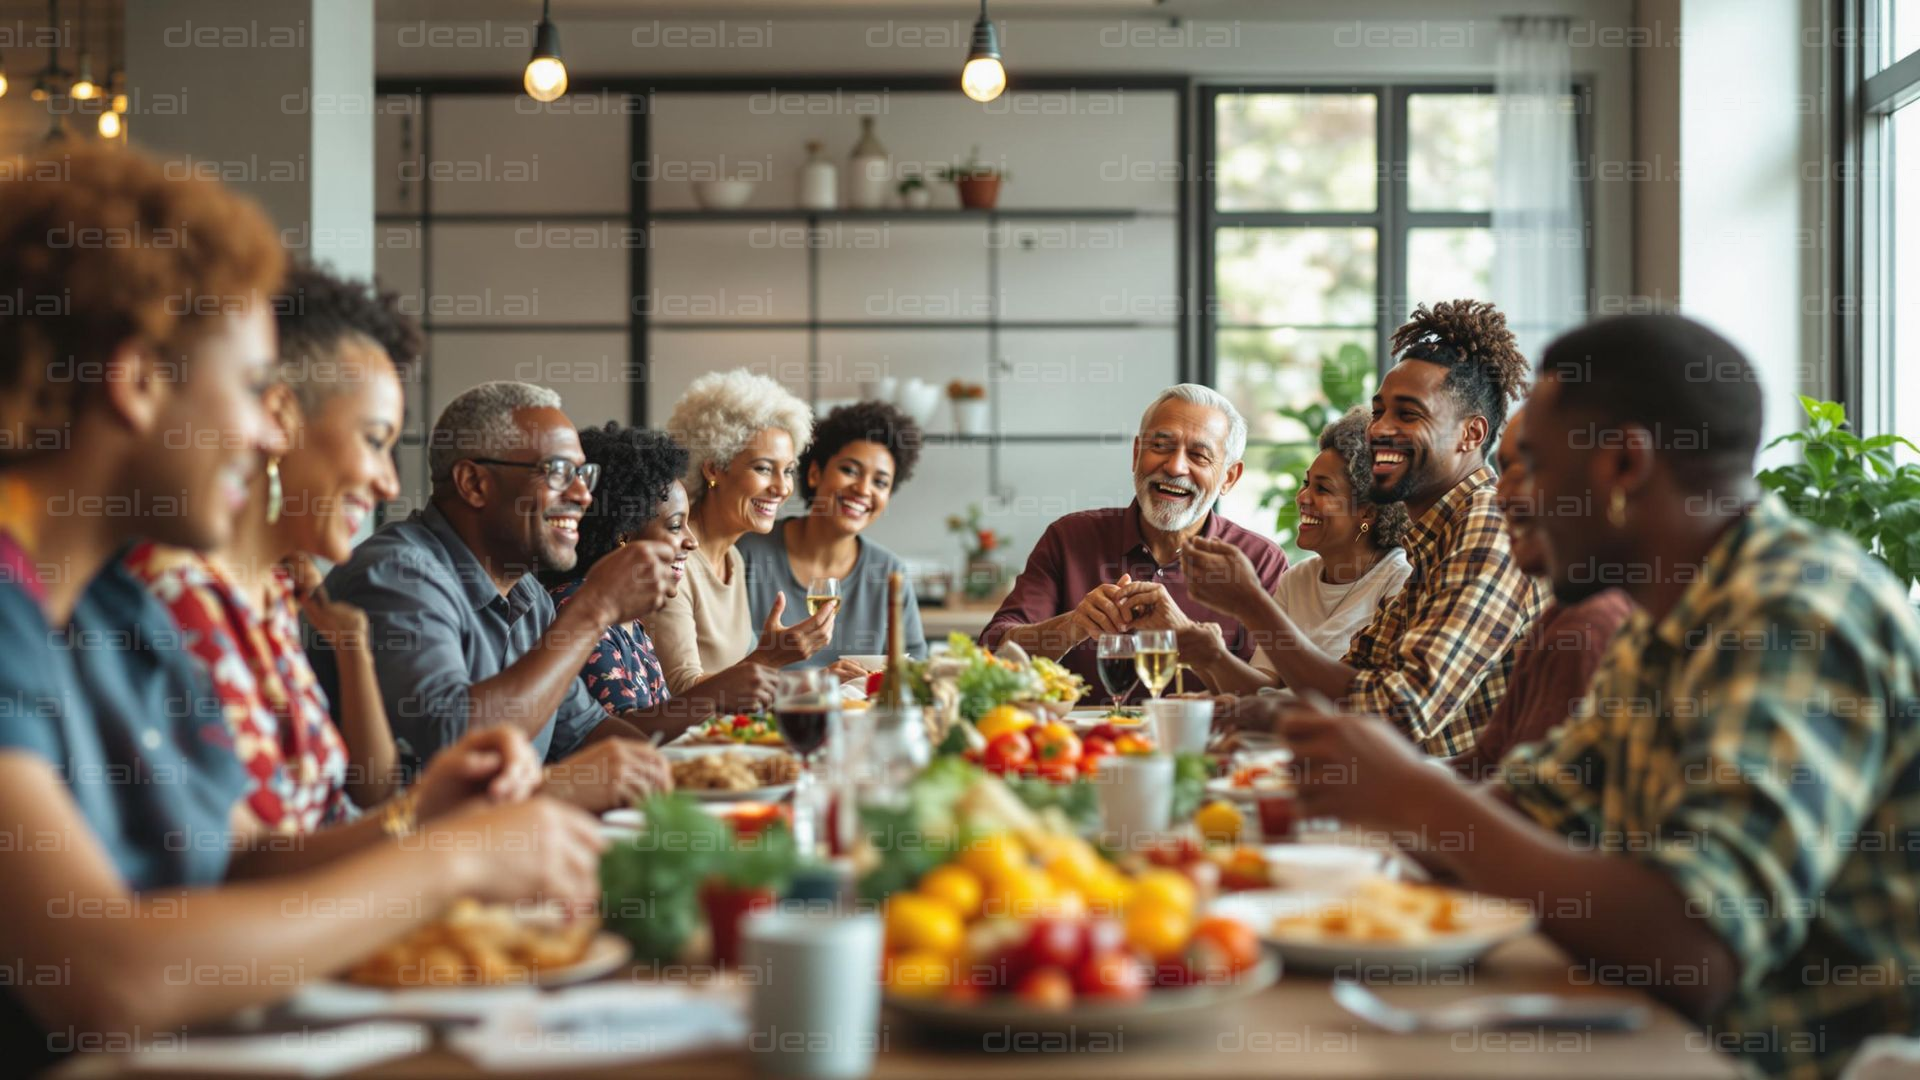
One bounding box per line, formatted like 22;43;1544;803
692;178;755;210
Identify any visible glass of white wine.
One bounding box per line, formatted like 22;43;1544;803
805;577;841;617
1132;629;1177;702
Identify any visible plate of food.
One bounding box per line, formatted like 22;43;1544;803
663;746;799;802
685;712;787;747
1211;878;1536;971
1010;656;1088;720
344;900;631;989
1204;758;1292;803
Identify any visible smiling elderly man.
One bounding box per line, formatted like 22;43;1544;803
981;384;1287;703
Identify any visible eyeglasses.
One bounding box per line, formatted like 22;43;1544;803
467;456;601;493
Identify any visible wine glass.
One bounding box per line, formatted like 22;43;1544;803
1096;633;1140;710
774;669;839;855
1132;630;1177;702
805;577;841;618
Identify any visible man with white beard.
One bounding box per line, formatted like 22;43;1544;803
982;385;1287;704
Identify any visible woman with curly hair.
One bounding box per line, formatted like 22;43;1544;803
1177;407;1412;693
539;423;777;730
739;400;928;678
654;370;835;701
1186;299;1549;758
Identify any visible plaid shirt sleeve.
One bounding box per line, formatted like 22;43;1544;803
1504;595;1891;994
1343;498;1539;755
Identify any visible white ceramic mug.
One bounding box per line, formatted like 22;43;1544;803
741;909;883;1078
1147;697;1214;755
1094;753;1174;849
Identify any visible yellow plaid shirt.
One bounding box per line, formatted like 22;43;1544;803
1341;466;1549;756
1498;497;1920;1079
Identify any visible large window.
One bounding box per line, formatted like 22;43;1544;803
1857;2;1920;456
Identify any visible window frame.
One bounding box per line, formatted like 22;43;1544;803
1197;81;1592;451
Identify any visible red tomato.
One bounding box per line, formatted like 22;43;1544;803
1014;966;1074;1010
1036;758;1078;784
1189;917;1262;979
1086;723;1125;743
732;715;752;728
1073;951;1147;1002
1081;735;1117;759
1016;917;1083;972
1077;918;1126;966
983;731;1033;774
865;672;886;697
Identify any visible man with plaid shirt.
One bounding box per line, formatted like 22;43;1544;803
1279;313;1920;1079
1184;300;1547;757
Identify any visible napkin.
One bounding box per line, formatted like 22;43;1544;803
448;982;747;1070
93;1022;428;1076
287;981;540;1024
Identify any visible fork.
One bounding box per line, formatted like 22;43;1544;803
1332;979;1649;1034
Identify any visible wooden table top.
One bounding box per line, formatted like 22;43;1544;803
69;933;1741;1080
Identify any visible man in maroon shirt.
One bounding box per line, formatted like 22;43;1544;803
981;385;1288;703
1452;405;1632;778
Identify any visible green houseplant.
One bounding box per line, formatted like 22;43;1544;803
1255;342;1376;552
1757;396;1920;594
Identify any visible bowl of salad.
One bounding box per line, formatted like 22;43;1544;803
1012;656;1087;720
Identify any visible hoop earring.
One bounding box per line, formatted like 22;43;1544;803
1607;487;1628;529
265;456;283;525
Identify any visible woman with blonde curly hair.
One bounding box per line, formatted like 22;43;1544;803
653;369;835;700
1177;406;1414;693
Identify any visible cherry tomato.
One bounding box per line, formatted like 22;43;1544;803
1014;966;1075;1010
1078;918;1126;966
1016;917;1083;972
1073;950;1148;1002
1189;916;1262;979
1081;735;1117;759
983;731;1033;774
1036;758;1078;784
732;715;752;728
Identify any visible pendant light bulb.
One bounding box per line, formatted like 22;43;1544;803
523;1;567;103
961;2;1005;103
97;108;120;139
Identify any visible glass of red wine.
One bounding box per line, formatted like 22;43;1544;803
774;669;839;855
1097;633;1140;712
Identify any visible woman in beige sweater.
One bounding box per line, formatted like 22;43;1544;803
653;370;835;706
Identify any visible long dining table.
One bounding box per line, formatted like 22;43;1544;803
62;931;1741;1080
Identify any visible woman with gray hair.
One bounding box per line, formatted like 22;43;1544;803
652;369;835;699
1177;406;1413;693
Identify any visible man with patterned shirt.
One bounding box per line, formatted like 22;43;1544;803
1186;300;1548;756
1276;313;1920;1080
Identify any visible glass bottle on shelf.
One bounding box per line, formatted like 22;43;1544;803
798;139;838;211
847;116;891;210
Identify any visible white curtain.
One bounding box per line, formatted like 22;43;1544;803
1493;16;1585;363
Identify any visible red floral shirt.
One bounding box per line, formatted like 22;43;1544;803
124;543;349;833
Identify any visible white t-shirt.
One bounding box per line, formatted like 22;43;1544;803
1251;549;1413;671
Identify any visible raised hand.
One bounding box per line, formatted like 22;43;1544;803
577;538;679;625
1180;537;1269;619
1115;579;1195;631
1279;699;1442;831
1068;573;1133;642
287;554;369;651
755;592;836;667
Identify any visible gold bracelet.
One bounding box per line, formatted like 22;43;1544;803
380;790;420;842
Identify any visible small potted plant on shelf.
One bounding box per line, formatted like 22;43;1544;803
947;379;989;436
897;175;932;210
936;146;1007;211
947;504;1011;603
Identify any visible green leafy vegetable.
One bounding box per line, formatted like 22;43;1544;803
600;794;729;965
1003;773;1100;834
1170;752;1212;823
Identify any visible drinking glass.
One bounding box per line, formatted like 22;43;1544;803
1132;629;1178;702
1095;633;1140;709
774;669;839;855
805;577;841;618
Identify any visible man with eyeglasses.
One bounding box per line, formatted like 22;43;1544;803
308;381;678;812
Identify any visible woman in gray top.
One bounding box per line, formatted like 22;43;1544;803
739;401;928;678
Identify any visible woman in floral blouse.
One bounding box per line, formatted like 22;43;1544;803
542;424;697;715
125;263;419;833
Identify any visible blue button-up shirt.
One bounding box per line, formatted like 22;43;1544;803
307;504;605;770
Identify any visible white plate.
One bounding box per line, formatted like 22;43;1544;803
661;744;788;761
662;745;797;803
336;932;630;991
1259;843;1393;891
1211;887;1537;972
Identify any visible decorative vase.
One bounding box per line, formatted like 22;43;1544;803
896;378;940;426
847;117;890;210
955;175;1001;210
952;398;990;436
798;140;838;211
962;556;1005;603
903;186;933;210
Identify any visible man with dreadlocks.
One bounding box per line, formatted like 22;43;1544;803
1183;300;1548;757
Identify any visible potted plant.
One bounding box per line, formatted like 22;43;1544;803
1757;396;1920;595
946;504;1011;603
947;379;989;436
936;146;1007;211
897;175;932;210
